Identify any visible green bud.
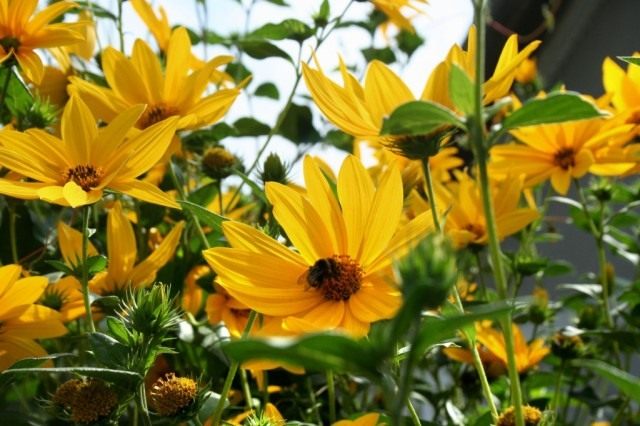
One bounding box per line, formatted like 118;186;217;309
577;305;600;330
260;153;290;185
201;146;238;180
118;284;181;338
589;178;613;202
396;233;457;309
551;330;585;360
12;97;57;131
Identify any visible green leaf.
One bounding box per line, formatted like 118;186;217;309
361;47;396;64
501;92;605;130
264;0;288;5
233;117;271;136
223;334;382;379
255;82;279;99
45;260;74;275
106;317;131;345
250;19;313;42
618;56;640;66
318;0;330;23
396;30;424;57
381;101;465;136
0;367;142;387
233;169;268;204
449;65;474;115
0;353;75;387
413;302;513;355
179;200;228;230
277;103;321;144
325;129;354;152
238;40;292;62
188;182;219;207
89;332;129;369
571;359;640;402
86;255;108;274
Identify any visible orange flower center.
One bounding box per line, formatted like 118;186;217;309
553;147;576;170
138;104;178;129
64;164;104;191
305;255;363;301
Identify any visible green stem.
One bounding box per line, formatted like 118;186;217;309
80;206;96;333
137;382;152;426
306;377;323;425
326;370;336;424
470;1;524;424
8;205;18;264
117;0;125;52
421;158;441;232
217;179;224;216
168;159;210;249
240;368;253;410
550;360;565;424
406;397;421;426
210;310;258;425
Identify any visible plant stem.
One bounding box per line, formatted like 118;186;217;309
137;382;152;426
80;206;96;333
421;158;441;232
217;179;224;216
116;0;125;52
406;396;421;426
168;159;210;249
470;1;524;424
550;360;565;424
240;368;253;410
326;370;336;424
210;310;258;425
306;377;323;425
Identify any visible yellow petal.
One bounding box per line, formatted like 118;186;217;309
15;49;44;84
128;221;184;286
0;337;48;372
62;96;97;165
163;27;191;103
131;39;164;104
363;60;414;126
106;202;137;285
101;47;150;105
91;104;145;168
109;179;179;208
62;181;101;207
57;221;97;268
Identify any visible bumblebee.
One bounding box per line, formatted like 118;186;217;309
298;257;340;290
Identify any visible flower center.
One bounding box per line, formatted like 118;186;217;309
41;289;66;311
64;164;104;191
553;147;576;170
305;255;363;301
138;104;178;129
0;37;20;51
149;373;197;417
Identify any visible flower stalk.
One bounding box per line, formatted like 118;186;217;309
80;205;96;333
470;1;525;425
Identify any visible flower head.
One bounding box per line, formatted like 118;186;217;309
0;265;67;371
69;27;240;132
0;0;85;83
0;96;179;208
53;378;118;424
90;202;184;296
149;373;197;417
39;276;85;323
205;155;433;337
497;405;542;426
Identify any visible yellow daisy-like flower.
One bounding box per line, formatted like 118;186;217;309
490;118;636;195
0;95;179;208
444;323;549;377
90;202;184;296
602;53;640;120
0;264;67;371
39;276;86;323
204;155;433;337
333;412;383;426
371;0;426;34
69;27;239;132
0;0;85;84
57;220;98;270
442;172;539;248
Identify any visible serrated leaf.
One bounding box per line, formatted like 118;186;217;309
571;359;640;402
233;117;271;136
179;200;228;231
254;82;279;99
502;92;605;130
238;40;292;62
381;101;465;136
449;65;474;115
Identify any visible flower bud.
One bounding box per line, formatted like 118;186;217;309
260;153;290;185
202;146;238;180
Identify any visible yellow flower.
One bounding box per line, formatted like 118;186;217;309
0;0;85;84
0;264;67;371
602;53;640;120
130;0;233;85
90;202;184;296
371;0;427;34
206;283;252;338
69;27;239;131
39;276;86;323
490;118;636;195
441;172;539;248
514;57;538;85
0;96;179;208
57;220;98;269
444;323;549;377
182;265;210;315
333;412;383;426
204;155;433;337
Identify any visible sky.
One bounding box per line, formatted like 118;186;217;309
92;0;473;179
